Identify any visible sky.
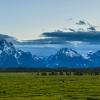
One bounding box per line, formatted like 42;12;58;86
0;0;100;40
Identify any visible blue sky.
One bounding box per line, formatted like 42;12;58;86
0;0;100;40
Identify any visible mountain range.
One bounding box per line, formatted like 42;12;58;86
0;39;100;68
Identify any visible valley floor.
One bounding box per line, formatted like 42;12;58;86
0;72;100;100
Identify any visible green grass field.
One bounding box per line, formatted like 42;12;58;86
0;73;100;100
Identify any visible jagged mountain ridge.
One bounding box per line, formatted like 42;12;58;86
0;40;45;68
47;48;90;68
0;39;100;68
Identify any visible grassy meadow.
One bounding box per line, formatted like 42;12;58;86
0;72;100;100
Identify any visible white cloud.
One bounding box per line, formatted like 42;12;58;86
9;32;42;41
69;41;83;47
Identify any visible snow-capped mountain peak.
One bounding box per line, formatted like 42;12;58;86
57;48;81;57
0;40;16;55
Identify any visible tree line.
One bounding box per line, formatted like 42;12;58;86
0;67;100;75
